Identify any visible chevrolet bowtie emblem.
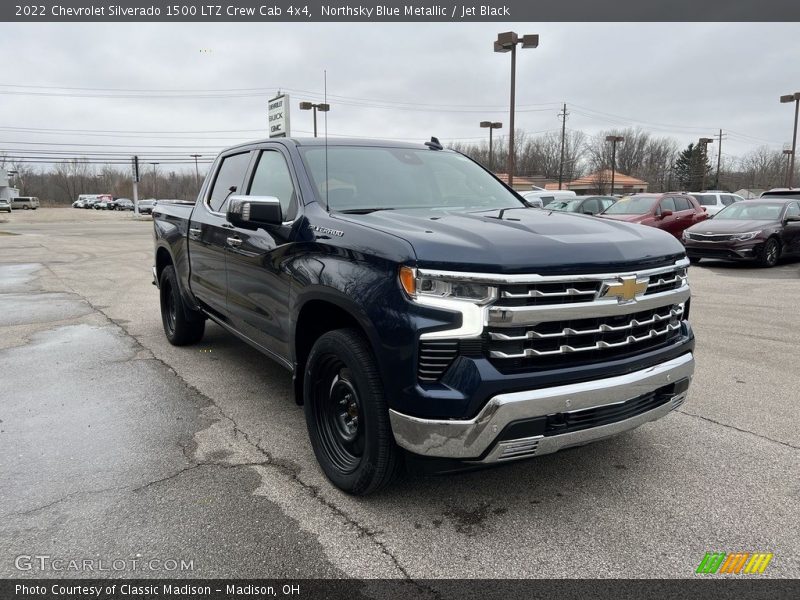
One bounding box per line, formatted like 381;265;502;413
600;276;648;303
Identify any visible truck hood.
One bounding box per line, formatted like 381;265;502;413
337;208;685;274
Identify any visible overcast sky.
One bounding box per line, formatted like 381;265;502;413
2;22;799;173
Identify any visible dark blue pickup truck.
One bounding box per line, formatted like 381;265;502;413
152;137;695;495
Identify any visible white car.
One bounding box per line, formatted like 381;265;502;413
521;189;577;209
0;198;11;213
691;191;744;216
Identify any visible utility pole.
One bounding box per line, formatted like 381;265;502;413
605;135;624;195
190;154;201;187
715;129;723;189
149;162;160;198
480;121;502;171
780;92;800;188
698;138;714;191
558;103;568;190
132;156;140;216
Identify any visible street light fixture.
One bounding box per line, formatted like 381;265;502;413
299;101;331;137
480;121;502;172
494;31;539;188
780;92;800;187
605;135;624;195
698;138;714;191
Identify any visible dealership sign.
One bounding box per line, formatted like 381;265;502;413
268;94;290;138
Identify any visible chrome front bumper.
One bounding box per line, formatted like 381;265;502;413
389;352;694;463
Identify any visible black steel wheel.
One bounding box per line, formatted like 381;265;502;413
304;329;402;495
159;265;205;345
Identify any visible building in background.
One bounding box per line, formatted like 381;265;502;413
0;168;20;201
546;170;649;195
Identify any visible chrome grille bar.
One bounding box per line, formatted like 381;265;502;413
501;287;597;299
489;322;681;359
489;306;683;341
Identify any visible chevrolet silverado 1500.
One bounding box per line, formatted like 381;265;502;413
153;137;695;495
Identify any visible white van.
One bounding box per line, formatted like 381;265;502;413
11;197;39;210
521;189;577;209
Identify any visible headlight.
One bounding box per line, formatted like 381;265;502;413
399;266;496;304
731;231;761;241
682;230;691;241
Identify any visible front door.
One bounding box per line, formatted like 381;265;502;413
225;147;300;361
187;151;252;317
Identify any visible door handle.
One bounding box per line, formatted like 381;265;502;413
189;227;202;237
226;236;242;247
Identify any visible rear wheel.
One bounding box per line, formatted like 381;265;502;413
757;238;780;268
159;265;205;345
304;329;402;495
22;205;29;210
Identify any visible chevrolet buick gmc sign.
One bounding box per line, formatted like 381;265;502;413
268;93;290;138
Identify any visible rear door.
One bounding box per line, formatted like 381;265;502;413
188;150;252;316
672;195;699;232
656;196;679;236
782;202;800;255
225;146;300;361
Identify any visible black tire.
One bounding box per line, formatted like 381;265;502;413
22;205;29;210
689;256;701;265
159;265;205;345
757;238;780;268
304;328;402;495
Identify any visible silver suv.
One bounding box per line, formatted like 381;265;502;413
691;192;742;216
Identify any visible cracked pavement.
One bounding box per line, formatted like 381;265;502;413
0;208;798;581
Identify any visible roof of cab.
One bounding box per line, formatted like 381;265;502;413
222;137;444;152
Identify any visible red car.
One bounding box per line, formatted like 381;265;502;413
598;193;708;239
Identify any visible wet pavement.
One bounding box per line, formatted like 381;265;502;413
0;208;798;581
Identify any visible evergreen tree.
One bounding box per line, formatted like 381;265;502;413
674;143;712;191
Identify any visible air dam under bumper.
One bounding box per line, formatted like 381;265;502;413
389;352;694;463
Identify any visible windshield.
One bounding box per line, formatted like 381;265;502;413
693;194;716;206
549;199;581;211
714;202;784;220
603;196;655;215
300;146;523;212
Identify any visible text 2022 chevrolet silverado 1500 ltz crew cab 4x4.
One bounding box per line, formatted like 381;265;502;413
152;138;695;495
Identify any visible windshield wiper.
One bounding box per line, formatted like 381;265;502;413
336;207;396;215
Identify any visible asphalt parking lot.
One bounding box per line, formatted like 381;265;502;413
0;208;798;580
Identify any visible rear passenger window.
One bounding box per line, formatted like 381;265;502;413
721;195;736;206
248;150;297;221
786;203;800;218
659;197;676;213
673;196;691;211
208;152;251;212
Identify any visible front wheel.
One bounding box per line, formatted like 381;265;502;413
757;238;780;268
689;257;701;265
304;329;402;495
159;265;205;345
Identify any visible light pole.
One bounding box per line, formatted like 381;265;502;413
780;92;800;187
299;101;331;137
784;149;794;187
480;121;502;171
698;138;714;191
149;162;160;198
494;31;539;189
190;154;202;187
605;135;624;195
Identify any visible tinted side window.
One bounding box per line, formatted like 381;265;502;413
582;198;600;213
721;195;736;206
541;196;556;205
600;198;615;210
786;202;800;218
208;152;251;212
248;150;297;220
673;196;691;211
659;197;676;212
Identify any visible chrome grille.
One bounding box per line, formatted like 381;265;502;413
418;340;458;382
645;268;687;295
488;304;683;360
685;232;734;242
499;281;600;306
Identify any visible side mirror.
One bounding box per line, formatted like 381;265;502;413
226;195;282;229
524;198;543;209
659;209;673;219
785;215;800;223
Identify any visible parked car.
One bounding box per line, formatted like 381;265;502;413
11;197;39;210
683;198;800;267
97;198;116;210
138;199;157;215
76;194;111;209
598;193;708;240
115;199;134;211
152;137;695;495
0;198;11;213
547;195;616;215
690;191;744;216
521;189;577;209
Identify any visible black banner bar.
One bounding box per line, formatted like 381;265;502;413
4;0;800;22
2;579;800;600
